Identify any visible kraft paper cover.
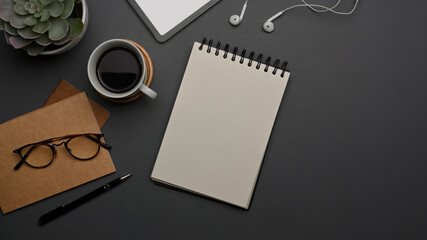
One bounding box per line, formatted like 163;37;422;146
43;79;110;128
0;93;116;214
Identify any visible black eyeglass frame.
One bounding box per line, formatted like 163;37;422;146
12;133;111;171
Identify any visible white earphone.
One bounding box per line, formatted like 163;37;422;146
263;0;360;33
229;0;248;26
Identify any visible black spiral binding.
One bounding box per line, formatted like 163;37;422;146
207;39;213;53
239;49;246;64
199;38;288;78
215;41;221;56
256;54;263;69
248;51;255;67
223;44;229;58
231;47;238;61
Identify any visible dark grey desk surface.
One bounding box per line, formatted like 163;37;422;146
1;0;427;239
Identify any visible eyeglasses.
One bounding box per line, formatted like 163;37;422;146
13;133;112;171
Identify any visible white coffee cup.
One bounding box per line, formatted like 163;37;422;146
87;39;157;99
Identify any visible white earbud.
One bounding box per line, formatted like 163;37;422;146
230;0;248;26
262;21;274;32
263;12;283;33
263;0;359;33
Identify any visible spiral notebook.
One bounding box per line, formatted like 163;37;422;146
151;38;290;209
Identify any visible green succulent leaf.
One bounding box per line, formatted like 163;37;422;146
74;0;81;4
4;31;11;44
24;15;37;26
26;42;45;56
39;8;50;21
9;12;27;29
25;0;42;14
13;0;27;3
9;35;33;49
33;19;51;33
54;25;70;45
60;0;73;19
0;18;4;30
14;2;28;15
40;0;53;7
48;18;68;41
23;2;31;11
66;18;82;40
17;26;41;39
0;0;15;21
35;33;52;46
4;22;18;35
45;1;63;18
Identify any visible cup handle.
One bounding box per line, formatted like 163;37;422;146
140;84;157;99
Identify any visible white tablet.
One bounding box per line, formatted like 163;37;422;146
128;0;221;42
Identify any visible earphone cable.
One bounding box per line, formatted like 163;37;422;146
280;0;359;16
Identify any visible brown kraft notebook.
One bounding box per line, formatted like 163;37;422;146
0;92;116;214
44;79;110;128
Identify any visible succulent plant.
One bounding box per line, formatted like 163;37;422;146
0;0;83;56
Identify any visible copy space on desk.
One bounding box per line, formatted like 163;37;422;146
0;93;116;214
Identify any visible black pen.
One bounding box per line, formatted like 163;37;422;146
39;173;132;225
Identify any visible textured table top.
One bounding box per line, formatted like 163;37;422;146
1;0;426;239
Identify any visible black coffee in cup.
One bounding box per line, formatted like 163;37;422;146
96;47;142;93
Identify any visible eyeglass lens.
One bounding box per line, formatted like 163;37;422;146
21;145;54;168
66;135;101;159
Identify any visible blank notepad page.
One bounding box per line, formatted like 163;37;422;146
151;42;290;209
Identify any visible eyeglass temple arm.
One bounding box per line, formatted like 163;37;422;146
13;159;25;170
13;149;25;170
16;134;108;148
12;146;36;171
86;135;112;150
100;142;112;150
